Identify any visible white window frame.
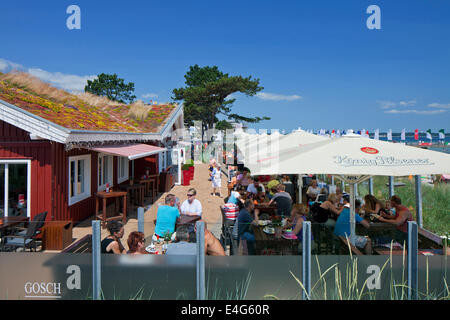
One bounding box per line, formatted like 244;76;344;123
68;154;91;206
97;153;113;191
0;159;31;218
117;156;129;184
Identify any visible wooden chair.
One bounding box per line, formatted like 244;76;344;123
14;211;47;248
3;219;41;252
220;205;236;254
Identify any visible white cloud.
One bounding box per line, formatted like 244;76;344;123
0;58;24;72
1;58;97;92
27;68;96;92
428;103;450;109
384;109;447;115
377;100;416;109
256;92;302;101
142;93;158;99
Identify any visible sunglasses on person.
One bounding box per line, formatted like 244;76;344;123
187;194;195;197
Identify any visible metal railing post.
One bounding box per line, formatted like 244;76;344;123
302;221;311;300
408;221;418;300
414;175;423;228
92;220;101;300
196;221;205;300
138;207;145;234
369;177;374;195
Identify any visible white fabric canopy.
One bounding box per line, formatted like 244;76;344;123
236;129;328;172
245;133;450;176
239;132;450;245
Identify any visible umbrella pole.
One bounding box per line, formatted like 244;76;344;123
368;177;374;195
350;182;356;246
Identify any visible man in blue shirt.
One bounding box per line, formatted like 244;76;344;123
334;196;372;254
154;194;180;241
237;199;260;255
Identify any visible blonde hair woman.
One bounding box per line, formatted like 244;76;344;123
317;193;344;227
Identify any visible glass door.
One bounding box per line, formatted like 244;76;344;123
8;163;28;217
0;161;30;217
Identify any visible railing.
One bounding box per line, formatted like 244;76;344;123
0;218;448;300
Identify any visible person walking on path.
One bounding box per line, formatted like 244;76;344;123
210;160;222;197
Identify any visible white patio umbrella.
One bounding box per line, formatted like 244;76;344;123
235;129;328;173
242;131;450;244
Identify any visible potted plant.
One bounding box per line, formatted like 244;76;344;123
187;160;195;179
181;163;192;186
162;231;173;253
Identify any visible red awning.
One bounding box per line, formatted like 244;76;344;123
89;143;167;160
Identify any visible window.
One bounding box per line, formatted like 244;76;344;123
98;154;113;191
68;155;91;206
117;156;129;184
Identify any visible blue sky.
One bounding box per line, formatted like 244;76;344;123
0;0;449;132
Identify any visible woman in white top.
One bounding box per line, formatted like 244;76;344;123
306;179;321;202
210;162;222;197
180;188;202;216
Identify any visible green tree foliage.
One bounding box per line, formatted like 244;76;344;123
172;65;270;131
85;73;136;104
215;120;234;131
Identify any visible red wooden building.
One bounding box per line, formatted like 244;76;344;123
0;74;185;223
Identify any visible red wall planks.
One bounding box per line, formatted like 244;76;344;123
0;120;166;224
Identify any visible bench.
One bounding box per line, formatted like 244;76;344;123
418;227;444;249
61;234;92;253
338;236;364;255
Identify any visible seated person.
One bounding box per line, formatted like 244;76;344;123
127;231;146;254
197;221;226;256
267;176;280;198
237;199;261;255
282;175;296;199
180;188;202;217
355;199;363;215
236;168;251;189
227;190;242;205
166;225;197;255
362;194;387;219
223;191;242;223
188;221;226;256
306;179;321;202
227;170;239;196
101;221;127;254
246;177;266;198
268;183;293;217
334;195;372;254
284;204;314;242
375;195;414;246
314;193;344;225
153;194;180;242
